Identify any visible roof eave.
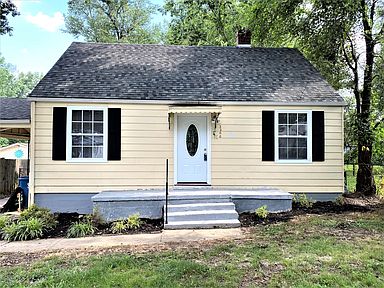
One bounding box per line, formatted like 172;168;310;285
28;97;346;107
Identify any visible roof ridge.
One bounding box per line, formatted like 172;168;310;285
71;41;298;51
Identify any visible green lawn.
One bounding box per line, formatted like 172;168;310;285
345;165;384;195
1;208;384;287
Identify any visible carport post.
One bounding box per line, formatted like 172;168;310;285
165;159;169;224
27;139;30;175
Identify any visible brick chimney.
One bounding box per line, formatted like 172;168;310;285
236;29;252;48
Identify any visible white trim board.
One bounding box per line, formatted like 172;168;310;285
28;97;346;106
0;119;30;124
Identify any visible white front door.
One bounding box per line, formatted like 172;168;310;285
177;114;208;183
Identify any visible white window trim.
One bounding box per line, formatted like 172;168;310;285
274;110;312;164
66;106;108;163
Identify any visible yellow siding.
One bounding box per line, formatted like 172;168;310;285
211;105;344;193
33;102;344;195
33;102;174;193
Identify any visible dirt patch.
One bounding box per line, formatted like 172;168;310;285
47;213;163;238
0;238;239;268
240;260;284;288
240;201;374;227
0;252;44;267
342;195;383;207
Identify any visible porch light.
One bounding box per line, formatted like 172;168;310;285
211;113;222;139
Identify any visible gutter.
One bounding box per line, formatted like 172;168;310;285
28;97;346;107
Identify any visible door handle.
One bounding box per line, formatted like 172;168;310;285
204;153;207;161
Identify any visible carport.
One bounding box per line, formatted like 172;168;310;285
0;98;31;210
0;98;31;140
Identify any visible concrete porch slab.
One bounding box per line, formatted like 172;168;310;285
92;187;293;221
92;187;292;201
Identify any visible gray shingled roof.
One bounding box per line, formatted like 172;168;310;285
29;42;343;103
0;98;30;120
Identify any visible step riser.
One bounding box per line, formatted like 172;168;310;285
168;212;238;222
167;204;235;213
164;200;240;229
167;199;232;205
165;222;240;229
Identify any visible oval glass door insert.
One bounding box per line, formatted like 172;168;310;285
186;124;199;156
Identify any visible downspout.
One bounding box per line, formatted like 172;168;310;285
27;139;30;176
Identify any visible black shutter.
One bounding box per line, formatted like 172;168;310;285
52;107;67;160
312;111;325;162
108;108;121;161
262;111;275;161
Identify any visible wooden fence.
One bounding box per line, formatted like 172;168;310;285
0;159;17;196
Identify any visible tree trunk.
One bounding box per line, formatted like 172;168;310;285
356;144;376;195
355;0;377;196
356;86;376;196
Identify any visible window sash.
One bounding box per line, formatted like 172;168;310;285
275;111;312;163
66;107;108;163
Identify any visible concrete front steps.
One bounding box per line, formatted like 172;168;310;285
164;202;240;229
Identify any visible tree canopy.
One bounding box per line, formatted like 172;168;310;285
164;0;248;46
0;54;42;98
0;0;19;35
64;0;163;43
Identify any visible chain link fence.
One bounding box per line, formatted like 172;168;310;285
344;162;384;195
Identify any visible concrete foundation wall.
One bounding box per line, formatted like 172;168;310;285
34;191;341;220
304;193;341;202
94;200;164;221
94;197;293;221
233;198;292;213
35;193;96;214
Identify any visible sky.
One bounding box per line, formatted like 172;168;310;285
0;0;166;74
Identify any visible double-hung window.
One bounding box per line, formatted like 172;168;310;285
275;111;312;162
67;107;108;162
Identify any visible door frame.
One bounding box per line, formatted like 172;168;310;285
173;113;211;185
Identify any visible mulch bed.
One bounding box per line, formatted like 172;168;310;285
47;213;163;238
239;201;374;227
50;201;370;237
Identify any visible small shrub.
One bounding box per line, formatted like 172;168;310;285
67;221;95;238
255;205;269;219
2;223;18;241
335;195;344;205
3;217;44;241
0;215;10;230
20;205;57;230
378;178;384;197
85;207;105;227
293;193;315;208
111;220;127;234
127;214;142;230
0;215;10;239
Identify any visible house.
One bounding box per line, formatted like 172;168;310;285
23;41;345;228
0;143;28;160
0;142;29;176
